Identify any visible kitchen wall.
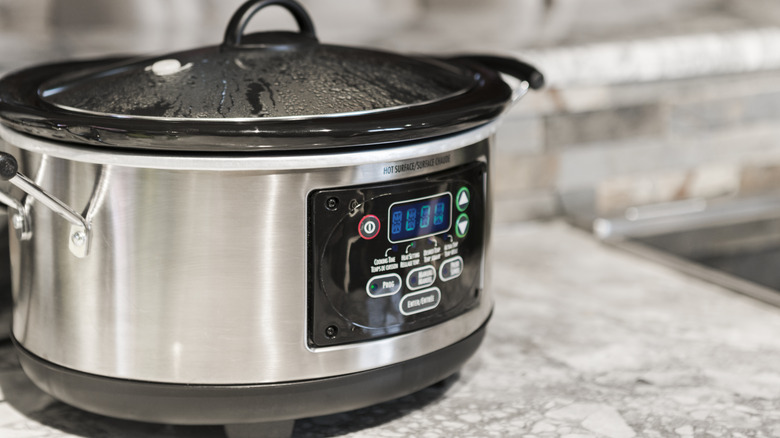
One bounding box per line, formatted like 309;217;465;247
498;1;780;225
3;0;780;225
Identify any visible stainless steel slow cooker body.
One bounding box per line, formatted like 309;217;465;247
0;123;496;423
0;0;542;426
0;122;495;385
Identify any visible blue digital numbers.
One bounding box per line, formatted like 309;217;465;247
392;210;403;235
434;202;445;226
405;208;417;232
388;193;451;243
420;205;431;228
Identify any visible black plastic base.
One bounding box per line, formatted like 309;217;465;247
14;319;488;425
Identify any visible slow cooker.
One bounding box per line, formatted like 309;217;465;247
0;0;542;434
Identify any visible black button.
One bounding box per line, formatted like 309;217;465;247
366;273;402;297
406;266;437;291
439;256;463;282
399;288;441;315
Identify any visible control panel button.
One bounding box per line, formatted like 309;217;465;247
399;287;441;315
366;273;402;298
406;265;437;291
439;256;464;282
455;213;469;238
358;214;381;240
456;187;471;212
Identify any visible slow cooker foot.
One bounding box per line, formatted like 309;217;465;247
225;420;295;438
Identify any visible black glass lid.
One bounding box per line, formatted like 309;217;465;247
0;0;541;152
40;45;471;120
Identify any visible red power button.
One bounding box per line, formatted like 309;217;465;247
358;215;381;240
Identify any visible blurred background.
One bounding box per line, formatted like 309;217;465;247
2;2;780;435
2;0;780;226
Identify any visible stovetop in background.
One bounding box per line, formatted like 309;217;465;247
595;194;780;307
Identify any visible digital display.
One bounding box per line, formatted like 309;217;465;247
388;193;451;243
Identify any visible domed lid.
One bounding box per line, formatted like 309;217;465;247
0;0;542;152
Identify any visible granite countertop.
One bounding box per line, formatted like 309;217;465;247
1;220;779;437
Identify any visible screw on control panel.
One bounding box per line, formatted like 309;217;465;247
325;325;338;339
348;199;360;215
325;197;339;211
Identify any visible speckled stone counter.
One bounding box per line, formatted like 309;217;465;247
1;220;779;437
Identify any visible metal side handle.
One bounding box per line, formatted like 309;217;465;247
0;152;91;257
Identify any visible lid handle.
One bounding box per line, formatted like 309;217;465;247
224;0;317;47
447;55;544;90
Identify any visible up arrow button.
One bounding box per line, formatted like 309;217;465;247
456;187;470;212
455;213;470;238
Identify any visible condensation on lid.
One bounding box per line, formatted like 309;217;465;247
38;43;475;120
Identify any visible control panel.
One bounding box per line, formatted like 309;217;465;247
308;162;486;347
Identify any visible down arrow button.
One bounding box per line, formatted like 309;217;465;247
455;213;470;238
